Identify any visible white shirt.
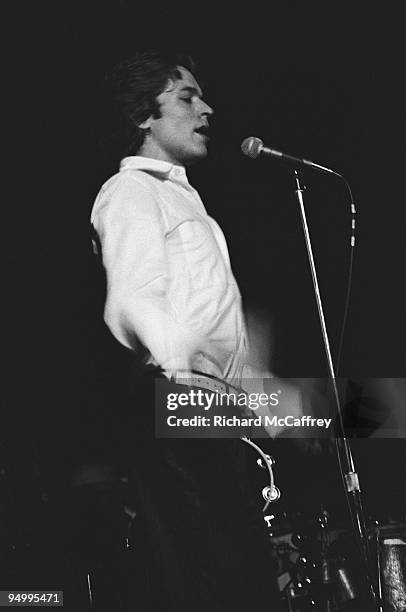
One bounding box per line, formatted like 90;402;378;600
91;156;248;384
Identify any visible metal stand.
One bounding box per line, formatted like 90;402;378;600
293;170;379;610
86;572;93;609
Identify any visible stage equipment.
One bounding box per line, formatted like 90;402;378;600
241;436;280;512
241;138;378;610
241;136;340;176
292;167;377;608
267;509;386;610
370;522;406;612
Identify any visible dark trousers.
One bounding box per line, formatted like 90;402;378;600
125;370;283;611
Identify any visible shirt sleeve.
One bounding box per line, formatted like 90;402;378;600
92;174;204;374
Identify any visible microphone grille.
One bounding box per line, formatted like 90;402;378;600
241;136;263;159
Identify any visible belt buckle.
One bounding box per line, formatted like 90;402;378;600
174;370;240;397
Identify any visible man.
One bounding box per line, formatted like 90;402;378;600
91;51;283;611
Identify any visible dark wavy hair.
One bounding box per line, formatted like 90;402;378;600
103;50;197;159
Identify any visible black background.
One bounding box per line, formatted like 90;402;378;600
5;1;405;535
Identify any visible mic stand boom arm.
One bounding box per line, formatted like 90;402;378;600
293;170;378;610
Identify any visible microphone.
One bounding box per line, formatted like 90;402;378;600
241;136;340;176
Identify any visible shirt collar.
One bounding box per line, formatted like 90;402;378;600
120;156;189;184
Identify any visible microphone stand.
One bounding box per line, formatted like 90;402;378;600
293;170;379;610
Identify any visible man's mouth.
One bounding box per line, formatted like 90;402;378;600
194;126;210;138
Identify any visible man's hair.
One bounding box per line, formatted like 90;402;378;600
104;50;197;158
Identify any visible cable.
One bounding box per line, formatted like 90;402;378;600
334;175;357;376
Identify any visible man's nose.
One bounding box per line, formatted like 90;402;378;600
200;100;214;117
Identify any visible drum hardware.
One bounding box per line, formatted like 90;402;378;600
257;454;275;468
368;521;406;612
264;514;275;528
239;428;376;609
268;510;385;610
270;508;376;611
334;563;358;603
241;436;280;513
262;484;281;503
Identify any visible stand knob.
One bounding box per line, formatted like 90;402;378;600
262;485;281;502
256;454;275;468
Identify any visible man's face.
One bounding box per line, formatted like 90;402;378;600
139;67;213;166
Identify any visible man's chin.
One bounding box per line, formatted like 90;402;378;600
183;146;209;165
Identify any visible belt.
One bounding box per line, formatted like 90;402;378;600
172;370;244;397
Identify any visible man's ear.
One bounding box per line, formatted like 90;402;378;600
138;115;153;130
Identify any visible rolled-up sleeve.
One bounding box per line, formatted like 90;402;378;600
92;174;203;373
